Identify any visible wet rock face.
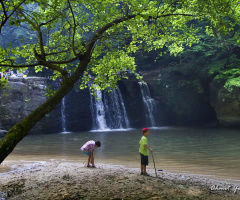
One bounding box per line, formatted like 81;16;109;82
1;76;239;134
210;82;240;127
0;77;48;132
0;77;160;134
140;70;218;126
0;77;92;134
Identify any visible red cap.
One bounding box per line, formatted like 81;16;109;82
142;128;149;133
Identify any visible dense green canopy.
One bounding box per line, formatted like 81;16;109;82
1;0;239;90
0;0;239;163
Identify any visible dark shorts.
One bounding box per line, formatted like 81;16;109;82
140;153;148;166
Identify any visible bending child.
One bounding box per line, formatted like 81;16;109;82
139;128;153;176
81;140;101;168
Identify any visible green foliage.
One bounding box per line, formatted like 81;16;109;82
214;54;240;91
44;86;55;97
81;51;141;94
1;0;240;95
148;17;240;118
24;98;30;103
0;76;8;88
224;77;240;92
151;19;240;95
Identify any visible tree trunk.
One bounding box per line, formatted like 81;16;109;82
0;60;88;164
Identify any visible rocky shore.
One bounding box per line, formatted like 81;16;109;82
0;161;239;200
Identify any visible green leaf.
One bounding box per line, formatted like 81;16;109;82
135;15;141;20
9;21;15;25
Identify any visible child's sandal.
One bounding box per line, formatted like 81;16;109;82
91;165;96;168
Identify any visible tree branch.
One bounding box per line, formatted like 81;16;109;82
18;10;38;29
45;49;71;56
67;0;78;57
161;0;179;15
1;0;8;21
85;15;134;58
0;0;27;33
39;16;58;27
39;7;69;27
48;57;79;64
86;13;193;58
33;49;68;77
18;10;46;59
0;58;13;64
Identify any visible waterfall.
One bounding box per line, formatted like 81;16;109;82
89;85;130;130
104;87;130;129
89;87;108;130
138;82;156;127
61;97;67;132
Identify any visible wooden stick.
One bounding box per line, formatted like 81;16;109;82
151;152;157;177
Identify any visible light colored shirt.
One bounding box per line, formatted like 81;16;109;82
81;140;95;153
139;136;148;156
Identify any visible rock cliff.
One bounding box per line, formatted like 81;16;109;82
0;75;239;134
0;77;49;133
139;68;240;127
210;82;240;127
0;77;155;134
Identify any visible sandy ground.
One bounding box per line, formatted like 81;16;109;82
0;161;240;200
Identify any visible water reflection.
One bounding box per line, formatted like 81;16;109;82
1;127;240;182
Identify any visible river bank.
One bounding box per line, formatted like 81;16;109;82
0;161;239;200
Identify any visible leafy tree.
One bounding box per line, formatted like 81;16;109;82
0;0;240;163
159;21;240;92
0;0;28;33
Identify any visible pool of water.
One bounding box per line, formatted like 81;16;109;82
1;127;240;183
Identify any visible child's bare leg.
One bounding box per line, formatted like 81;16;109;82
141;165;144;173
87;155;92;166
90;155;94;165
143;165;146;173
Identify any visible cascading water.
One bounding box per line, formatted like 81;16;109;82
89;88;108;130
61;97;67;132
89;85;130;130
104;87;130;129
138;82;156;127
